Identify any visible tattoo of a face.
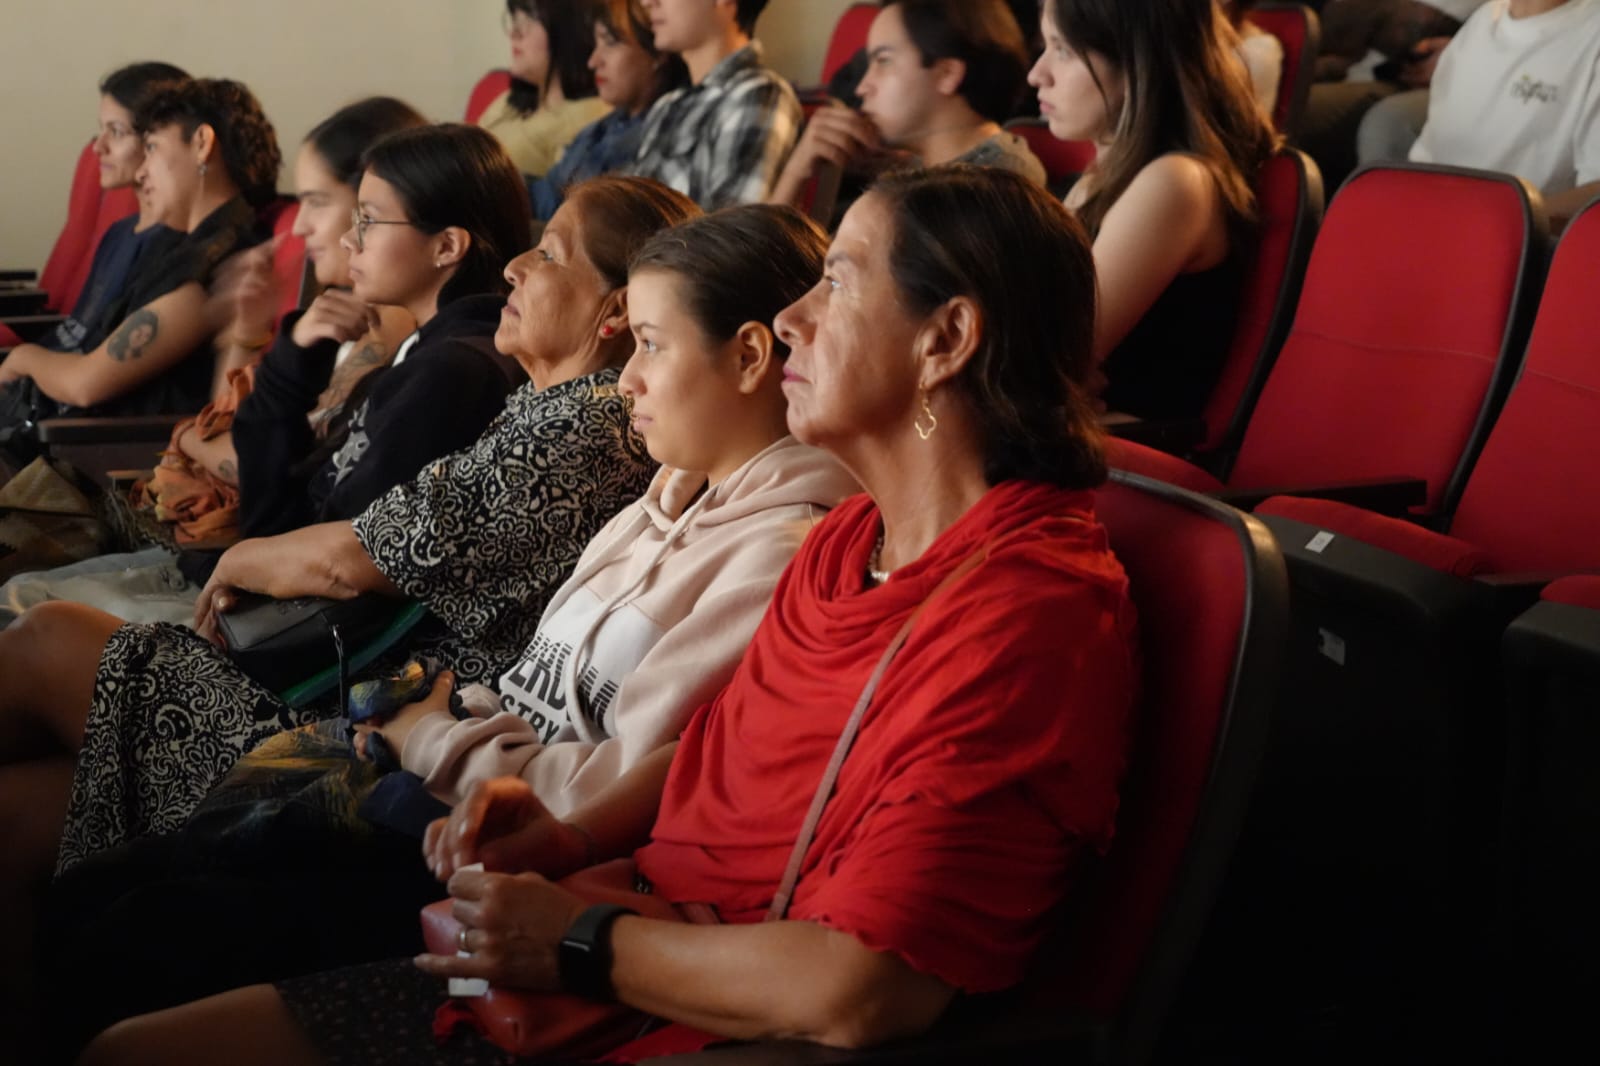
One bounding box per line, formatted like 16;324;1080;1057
107;309;160;362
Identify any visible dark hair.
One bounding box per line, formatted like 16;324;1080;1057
99;61;190;116
361;123;535;306
733;0;770;35
883;0;1031;122
562;175;701;291
304;97;429;188
1042;0;1277;237
630;204;827;359
506;0;602;115
134;78;283;208
871;165;1105;489
597;0;690;103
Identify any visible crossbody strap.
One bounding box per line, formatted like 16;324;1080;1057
766;545;988;922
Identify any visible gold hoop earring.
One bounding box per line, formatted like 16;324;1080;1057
914;391;938;441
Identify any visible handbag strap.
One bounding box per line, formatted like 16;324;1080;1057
766;544;988;922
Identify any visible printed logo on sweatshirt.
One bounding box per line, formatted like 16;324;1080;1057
500;632;621;743
1512;74;1558;105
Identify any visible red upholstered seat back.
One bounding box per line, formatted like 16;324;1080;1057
1046;475;1284;1053
821;4;879;86
1198;147;1323;456
1247;3;1321;136
266;200;308;319
1542;575;1600;611
1449;198;1600;572
1004;118;1096;185
39;141;138;313
465;69;512;124
1228;164;1542;513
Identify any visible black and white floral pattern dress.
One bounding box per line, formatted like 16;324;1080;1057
59;371;655;873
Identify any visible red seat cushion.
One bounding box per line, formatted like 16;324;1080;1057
38;142;109;311
1006;120;1096;184
1540;575;1600;611
465;70;512;124
821;4;878;86
1256;495;1493;578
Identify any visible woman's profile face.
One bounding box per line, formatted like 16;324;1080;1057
342;172;436;306
618;268;750;471
496;198;611;369
774;193;924;450
1028;10;1125;143
94;95;143;190
291;146;358;288
508;8;553;89
135;123;201;227
590;19;656;113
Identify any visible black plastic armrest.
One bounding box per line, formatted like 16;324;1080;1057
0;289;49;315
1215;476;1428;515
0;269;37;283
1105;415;1206;453
1;313;67;342
1476;569;1600;617
794;86;834;107
37;414;187;445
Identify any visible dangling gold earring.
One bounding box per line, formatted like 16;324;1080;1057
914;390;938;441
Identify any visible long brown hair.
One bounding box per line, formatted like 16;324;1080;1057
1043;0;1277;238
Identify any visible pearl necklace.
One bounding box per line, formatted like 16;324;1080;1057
867;529;892;585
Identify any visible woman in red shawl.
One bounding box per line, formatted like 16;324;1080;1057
85;166;1139;1064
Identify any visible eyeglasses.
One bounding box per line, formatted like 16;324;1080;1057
502;9;540;37
350;208;420;252
97;122;136;142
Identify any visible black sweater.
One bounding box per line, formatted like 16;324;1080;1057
233;293;521;540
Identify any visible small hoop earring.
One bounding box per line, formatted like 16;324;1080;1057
914;391;938;441
197;162;208;178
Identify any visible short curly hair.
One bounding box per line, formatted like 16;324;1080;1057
135;78;283;208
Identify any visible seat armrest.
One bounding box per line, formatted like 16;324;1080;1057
1476;570;1600;618
0;313;67;342
0;269;37;283
0;289;49;315
37;414;186;445
1216;476;1427;515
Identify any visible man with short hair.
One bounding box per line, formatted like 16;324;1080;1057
631;0;801;208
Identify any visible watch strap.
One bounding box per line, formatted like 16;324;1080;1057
559;902;637;1001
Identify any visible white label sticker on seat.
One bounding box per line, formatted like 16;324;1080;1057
1307;531;1336;553
1318;628;1346;666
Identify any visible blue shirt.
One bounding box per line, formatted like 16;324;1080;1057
526;108;650;221
49;216;179;351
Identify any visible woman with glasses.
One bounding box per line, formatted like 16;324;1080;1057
27;62;191;356
479;0;613;178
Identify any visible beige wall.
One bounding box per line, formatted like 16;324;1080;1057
0;0;854;271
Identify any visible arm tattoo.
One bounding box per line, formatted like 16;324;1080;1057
107;309;160;363
217;459;237;483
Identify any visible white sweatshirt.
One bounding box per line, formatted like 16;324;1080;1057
400;436;859;815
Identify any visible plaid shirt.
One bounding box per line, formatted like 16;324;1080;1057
630;43;801;209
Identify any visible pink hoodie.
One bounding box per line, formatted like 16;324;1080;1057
399;436;859;815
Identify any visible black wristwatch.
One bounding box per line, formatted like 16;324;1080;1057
559;903;637;1001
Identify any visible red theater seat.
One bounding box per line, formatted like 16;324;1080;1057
1004;118;1095;198
465;69;512;124
36;142;141;315
820;4;878;87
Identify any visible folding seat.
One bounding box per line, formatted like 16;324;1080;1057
1496;576;1600;1060
1117;163;1548;522
1247;3;1322;139
1190;194;1600;1060
612;472;1290;1065
464;69;512;125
